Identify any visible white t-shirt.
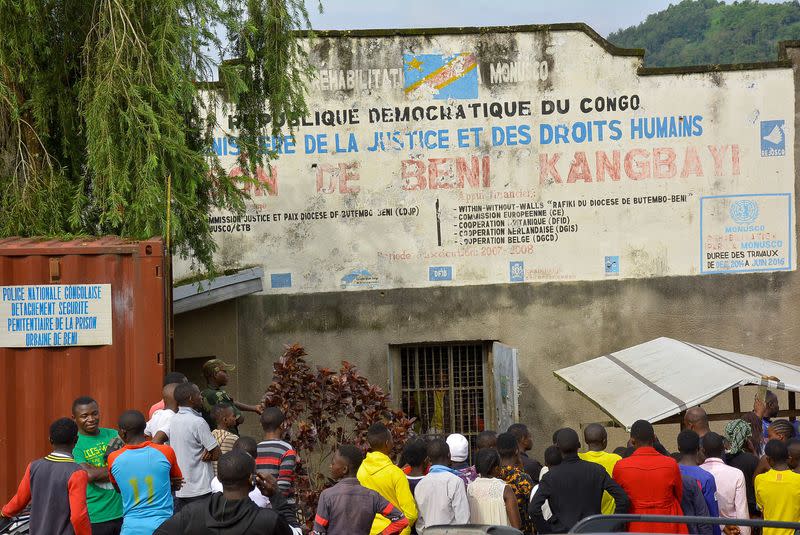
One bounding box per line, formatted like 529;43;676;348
145;408;175;439
531;466;552;519
531;484;553;519
170;407;219;498
210;477;270;508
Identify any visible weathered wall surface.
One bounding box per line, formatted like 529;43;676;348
225;269;798;451
174;299;239;362
181;25;796;293
174;27;800;454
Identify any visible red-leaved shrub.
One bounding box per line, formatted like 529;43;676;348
263;344;416;524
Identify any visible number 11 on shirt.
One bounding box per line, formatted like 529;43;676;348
128;475;155;505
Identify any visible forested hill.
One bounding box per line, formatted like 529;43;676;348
607;0;800;67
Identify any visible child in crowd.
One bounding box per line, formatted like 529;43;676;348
256;408;298;506
314;445;409;535
211;404;239;477
530;445;563;521
400;438;428;494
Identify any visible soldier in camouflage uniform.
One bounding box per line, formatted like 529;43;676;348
200;359;263;434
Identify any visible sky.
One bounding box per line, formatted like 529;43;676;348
307;0;788;37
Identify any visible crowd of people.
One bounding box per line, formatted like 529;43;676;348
2;359;800;535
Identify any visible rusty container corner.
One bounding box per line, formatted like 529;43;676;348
0;237;168;502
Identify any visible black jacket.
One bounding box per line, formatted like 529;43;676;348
530;454;629;534
681;474;712;535
726;451;759;516
155;493;293;535
268;488;301;529
521;453;544;484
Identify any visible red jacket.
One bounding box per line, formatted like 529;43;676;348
612;447;688;534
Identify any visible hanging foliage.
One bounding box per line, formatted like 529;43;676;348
0;0;318;270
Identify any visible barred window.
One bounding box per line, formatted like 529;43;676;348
397;343;488;447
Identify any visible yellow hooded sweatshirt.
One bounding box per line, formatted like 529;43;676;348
357;451;418;535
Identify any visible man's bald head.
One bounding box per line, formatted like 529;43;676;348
701;432;725;459
218;450;255;487
765;391;780;418
476;430;497;451
684;407;710;435
163;383;178;401
583;423;607;449
555;428;581;455
233;436;259;459
631;420;655;447
118;410;146;442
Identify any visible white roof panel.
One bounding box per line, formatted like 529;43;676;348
173;267;264;314
553;337;800;429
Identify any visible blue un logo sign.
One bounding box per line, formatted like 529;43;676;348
509;261;525;282
729;199;759;224
761;120;786;157
605;256;620;276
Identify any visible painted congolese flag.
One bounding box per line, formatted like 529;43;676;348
403;53;479;100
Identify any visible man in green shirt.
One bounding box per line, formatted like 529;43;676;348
200;359;262;434
72;396;124;535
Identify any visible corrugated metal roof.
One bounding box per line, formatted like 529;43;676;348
173;267;264;314
554;337;800;430
0;236;149;255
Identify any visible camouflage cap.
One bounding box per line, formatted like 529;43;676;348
203;358;235;377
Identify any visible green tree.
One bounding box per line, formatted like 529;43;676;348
609;0;800;68
0;0;318;270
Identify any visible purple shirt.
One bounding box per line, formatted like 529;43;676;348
451;461;478;486
457;466;478;486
